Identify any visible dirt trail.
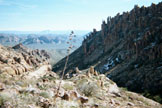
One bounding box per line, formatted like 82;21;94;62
25;65;51;79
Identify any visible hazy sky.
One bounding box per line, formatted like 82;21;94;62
0;0;161;31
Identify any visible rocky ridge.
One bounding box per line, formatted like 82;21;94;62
53;2;162;103
0;43;50;75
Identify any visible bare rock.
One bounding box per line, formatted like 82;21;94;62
61;92;70;101
79;96;88;104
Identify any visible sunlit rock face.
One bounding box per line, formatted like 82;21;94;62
0;43;50;75
53;2;162;103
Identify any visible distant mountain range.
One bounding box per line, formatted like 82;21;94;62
0;33;86;49
0;30;90;35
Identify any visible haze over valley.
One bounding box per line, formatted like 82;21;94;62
0;30;89;64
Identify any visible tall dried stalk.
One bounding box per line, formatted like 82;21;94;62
55;31;76;97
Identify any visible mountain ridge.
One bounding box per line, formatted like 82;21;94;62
53;2;162;103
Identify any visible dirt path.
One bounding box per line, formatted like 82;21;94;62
25;65;51;79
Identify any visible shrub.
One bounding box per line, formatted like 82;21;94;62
0;93;11;106
77;80;100;97
153;95;162;103
39;92;50;98
63;83;74;90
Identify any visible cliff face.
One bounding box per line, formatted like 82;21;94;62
53;2;162;102
0;43;50;75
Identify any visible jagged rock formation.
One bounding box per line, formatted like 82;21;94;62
0;43;50;75
53;2;162;103
0;66;161;108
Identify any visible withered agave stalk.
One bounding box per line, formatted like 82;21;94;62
55;31;76;97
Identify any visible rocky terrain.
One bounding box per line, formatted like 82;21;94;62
53;2;162;103
0;43;50;75
0;63;161;108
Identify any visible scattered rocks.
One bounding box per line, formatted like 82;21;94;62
37;97;52;108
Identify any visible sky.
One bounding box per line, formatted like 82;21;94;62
0;0;161;31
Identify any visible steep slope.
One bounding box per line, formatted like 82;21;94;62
53;2;162;103
0;43;50;75
0;66;161;108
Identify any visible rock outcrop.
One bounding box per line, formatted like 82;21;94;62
0;43;50;75
53;2;162;103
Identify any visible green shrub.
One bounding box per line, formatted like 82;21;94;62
63;83;74;90
77;80;100;97
121;87;128;91
37;84;48;90
0;93;11;106
153;95;162;103
39;92;49;98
